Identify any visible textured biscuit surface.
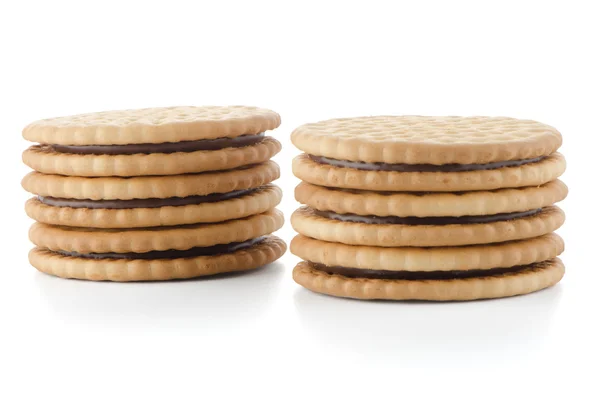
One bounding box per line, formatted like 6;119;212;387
293;153;566;192
291;206;564;247
291;233;563;271
295;180;567;217
292;259;564;301
22;161;279;200
30;236;286;281
26;185;282;228
23;106;281;145
30;209;284;253
22;137;281;177
291;116;562;164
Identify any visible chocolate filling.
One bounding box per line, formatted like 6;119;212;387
314;208;542;225
52;133;265;155
37;189;255;209
308;154;545;172
57;237;266;260
310;262;539;280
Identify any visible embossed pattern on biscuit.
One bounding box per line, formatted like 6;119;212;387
23;137;282;177
23;106;281;145
30;236;287;282
295;180;568;217
21;106;285;281
293;259;565;301
291;205;564;247
293;153;566;192
291;115;567;300
26;185;283;228
291;116;562;164
30;210;284;253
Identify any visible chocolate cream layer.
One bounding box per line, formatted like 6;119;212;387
37;188;255;209
310;261;545;281
57;237;266;260
52;133;265;155
309;154;545;172
313;208;542;226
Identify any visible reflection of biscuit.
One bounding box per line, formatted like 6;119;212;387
291;233;564;271
295;180;567;217
22;106;285;280
291;115;566;300
292;259;564;301
291;206;564;247
31;236;286;282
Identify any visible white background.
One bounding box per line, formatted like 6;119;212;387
1;1;599;396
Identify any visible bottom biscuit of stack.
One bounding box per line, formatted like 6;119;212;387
291;234;564;301
29;210;286;281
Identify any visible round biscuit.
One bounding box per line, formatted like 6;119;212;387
25;185;282;228
30;236;286;281
292;153;566;192
290;233;563;271
22;137;281;177
22;161;279;200
291;206;564;247
291;116;562;164
295;180;568;217
293;259;564;301
23;106;281;145
30;209;284;253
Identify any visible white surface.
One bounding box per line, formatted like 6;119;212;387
1;1;599;396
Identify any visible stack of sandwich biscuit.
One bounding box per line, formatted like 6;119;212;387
22;106;286;281
291;116;567;301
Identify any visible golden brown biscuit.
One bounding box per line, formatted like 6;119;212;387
22;137;281;177
290;233;563;271
31;236;286;281
22;161;279;200
291;116;561;164
291;206;564;247
292;259;564;301
30;209;284;253
293;153;566;192
295;180;567;217
26;185;282;228
23;106;281;145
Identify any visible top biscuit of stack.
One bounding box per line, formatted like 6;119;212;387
23;106;282;176
292;116;565;191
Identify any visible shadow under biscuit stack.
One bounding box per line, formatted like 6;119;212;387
22;106;286;281
291;116;567;301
